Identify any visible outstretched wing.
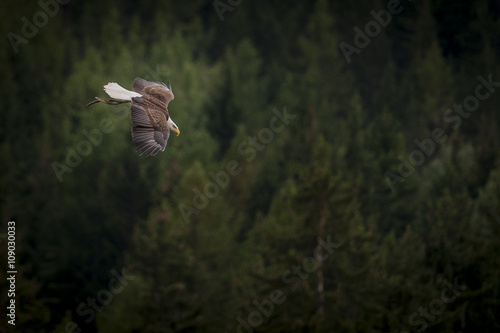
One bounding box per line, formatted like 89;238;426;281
132;77;174;109
130;97;170;156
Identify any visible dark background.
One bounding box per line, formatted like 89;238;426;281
1;0;500;332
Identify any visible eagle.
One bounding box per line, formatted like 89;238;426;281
87;77;180;156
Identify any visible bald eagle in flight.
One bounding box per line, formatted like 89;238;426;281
87;77;180;156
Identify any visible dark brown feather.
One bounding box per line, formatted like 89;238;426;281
132;77;174;109
130;97;170;156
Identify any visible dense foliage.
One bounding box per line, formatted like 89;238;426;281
1;0;499;332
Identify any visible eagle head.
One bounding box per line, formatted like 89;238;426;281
168;117;180;136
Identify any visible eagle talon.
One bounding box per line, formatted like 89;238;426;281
86;97;130;106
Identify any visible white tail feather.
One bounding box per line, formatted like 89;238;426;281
104;82;141;101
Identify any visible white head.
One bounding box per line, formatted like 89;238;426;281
167;117;180;136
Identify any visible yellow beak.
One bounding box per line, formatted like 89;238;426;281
173;128;180;136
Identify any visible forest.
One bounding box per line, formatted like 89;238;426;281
1;0;499;332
